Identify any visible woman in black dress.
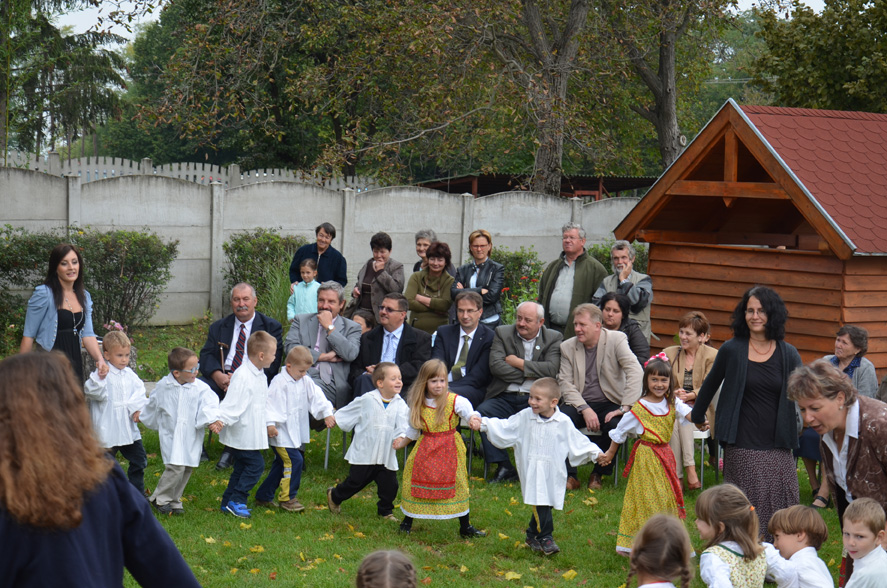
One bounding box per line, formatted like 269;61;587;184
20;244;107;381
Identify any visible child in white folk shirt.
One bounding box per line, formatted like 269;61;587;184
469;377;603;556
217;331;282;519
328;362;409;521
843;498;887;588
139;347;223;515
626;514;694;588
84;331;148;494
256;346;335;512
763;505;833;588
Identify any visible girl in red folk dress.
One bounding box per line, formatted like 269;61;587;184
393;359;485;538
599;355;702;554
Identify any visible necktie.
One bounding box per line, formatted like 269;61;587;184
231;324;246;371
314;323;332;384
451;335;470;381
382;332;396;363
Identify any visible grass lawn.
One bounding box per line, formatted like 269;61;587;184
118;326;845;587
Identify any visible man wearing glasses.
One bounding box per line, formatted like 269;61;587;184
349;292;431;397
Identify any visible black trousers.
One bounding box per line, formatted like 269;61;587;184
331;464;398;516
527;505;554;540
109;440;147;493
560;400;623;477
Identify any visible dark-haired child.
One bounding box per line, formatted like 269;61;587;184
763;504;832;588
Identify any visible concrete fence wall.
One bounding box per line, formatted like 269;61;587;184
0;166;639;325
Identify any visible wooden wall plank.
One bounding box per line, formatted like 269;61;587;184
653;276;843;306
845;257;887;276
650;243;842;274
650;260;843;290
843;291;887;308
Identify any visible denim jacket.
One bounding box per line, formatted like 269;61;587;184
23;284;96;350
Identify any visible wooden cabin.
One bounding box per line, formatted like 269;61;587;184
615;99;887;377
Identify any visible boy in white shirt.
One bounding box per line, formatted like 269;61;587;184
255;346;335;512
327;362;409;521
844;498;887;588
217;331;282;519
764;504;834;588
84;331;149;494
140;347;223;515
469;377;602;556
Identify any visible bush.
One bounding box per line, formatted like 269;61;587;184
491;245;544;325
222;228;309;324
587;239;649;274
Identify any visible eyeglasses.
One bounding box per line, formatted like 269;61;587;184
745;308;767;317
177;363;200;374
378;305;404;314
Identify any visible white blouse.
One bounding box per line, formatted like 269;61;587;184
763;543;833;588
218;360;281;450
609;397;693;444
84;365;148;448
334;390;409;471
821;401;860;500
404;394;478;440
265;371;334;449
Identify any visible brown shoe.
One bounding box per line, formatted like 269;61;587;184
587;474;603;490
254;499;277;508
566;476;581;491
279;499;305;512
327;487;340;514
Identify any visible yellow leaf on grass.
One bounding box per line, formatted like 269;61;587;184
299;552;306;562
334;554;342;560
250;545;264;553
513;541;522;548
587;488;595;494
154;472;160;477
239;522;252;529
347;524;355;531
353;532;366;538
504;509;512;516
314;558;325;564
562;569;578;580
223;541;232;547
249;569;260;574
460;565;468;573
318;533;335;541
582;496;598;506
204;537;216;544
210;479;218;486
828;558;836;567
498;533;510;540
529;567;539;572
230;568;238;574
264;510;274;514
221;479;229;487
504;571;522;580
510;496;519;505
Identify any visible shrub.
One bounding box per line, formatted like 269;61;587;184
222;228;308;322
0;225;60;290
587;239;649;274
491;245;544;325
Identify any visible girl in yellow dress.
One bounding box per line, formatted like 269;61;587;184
599;354;700;554
393;359;485;537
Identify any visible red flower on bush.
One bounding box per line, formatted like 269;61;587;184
502;287;510;292
520;276;528;280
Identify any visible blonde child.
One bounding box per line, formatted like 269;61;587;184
626;514;694;588
217;331;282;518
256;346;335;512
140;347;222;515
843;498;887;588
287;259;320;321
392;359;483;537
355;550;417;588
84;330;148;493
763;505;833;588
598;354;698;554
696;484;773;587
328;362;409;521
469;377;602;555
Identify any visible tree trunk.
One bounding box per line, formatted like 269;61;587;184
651;29;682;167
529;70;569;195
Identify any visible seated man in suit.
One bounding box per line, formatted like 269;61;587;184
558;303;643;489
431;291;494;408
349;292;431;397
284;281;361;411
199;282;283;469
476;301;562;483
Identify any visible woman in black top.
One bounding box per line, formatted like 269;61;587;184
451;229;505;329
690;286;801;540
598;292;649;366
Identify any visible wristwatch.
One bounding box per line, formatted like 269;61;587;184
326;324;334;333
620;406;629;414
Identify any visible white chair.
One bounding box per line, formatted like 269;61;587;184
693;428;721;488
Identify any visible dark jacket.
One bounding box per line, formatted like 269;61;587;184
618;319;650;366
0;463;200;587
537;250;607;339
486;324;563;400
431;323;495;393
690;337;801;449
199;311;284;397
451;259;505;322
289;242;348;287
349;323;432;391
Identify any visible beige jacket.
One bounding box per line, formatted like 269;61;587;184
558;329;643;411
663;344;718;394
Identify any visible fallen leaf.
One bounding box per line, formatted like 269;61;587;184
562;569;578;580
210;479;218;486
423;566;433;570
250;545;264;553
249;568;260;574
223;541;232;547
504;509;512;516
347;524;355;531
505;571;522;580
240;522;252;530
334;554;342;560
582;497;598;506
828;558;836;567
204;537;216;544
230;568;238;574
264;509;274;514
498;533;510;540
510;496;519;505
460;565;468;573
421;578;432;585
269;572;278;580
354;532;366;538
318;533;335;541
514;541;522;548
299;552;306;562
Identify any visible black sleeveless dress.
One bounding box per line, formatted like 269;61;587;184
53;308;84;382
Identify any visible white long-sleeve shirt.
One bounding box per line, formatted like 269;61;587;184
404;395;478;440
609;397;693;444
84;366;148;448
763;544;833;588
334;390;409;471
482;407;602;510
846;546;887;588
139;374;220;467
265;371;334;449
217;360;280;450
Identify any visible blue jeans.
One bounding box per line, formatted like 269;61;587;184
221;449;265;506
109;440;147;494
256;447;304;502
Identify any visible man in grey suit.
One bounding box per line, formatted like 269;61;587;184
284;281;361;411
476;301;563;483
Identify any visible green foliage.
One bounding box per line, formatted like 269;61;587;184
490;245;544;325
587;239;649;275
0;225;62;289
222;228;308;322
128;316;213;380
0;296;26;357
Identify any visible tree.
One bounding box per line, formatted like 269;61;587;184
754;0;887;112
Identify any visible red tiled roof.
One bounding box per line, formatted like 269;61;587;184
739;104;887;254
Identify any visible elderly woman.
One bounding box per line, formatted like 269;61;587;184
20;244;108;383
452;229;505;329
663;311;718;491
347;232;405;323
405;242;455;334
0;353;200;586
412;228;455;276
691;286;802;540
788;359;887;582
289;222;347;288
599;292;649;365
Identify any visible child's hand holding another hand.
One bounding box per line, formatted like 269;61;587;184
267;425;279;438
468;416;482;431
209;420;223;434
392;436;409;450
131;411;140;423
324;415;336;429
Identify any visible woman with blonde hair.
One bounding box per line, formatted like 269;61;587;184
452;229;505;328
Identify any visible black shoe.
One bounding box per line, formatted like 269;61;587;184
525;536;543;552
398;522;412;535
491;464;518;483
215;450;234;470
459;525;486;538
539;536;560;555
200;446;210;462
